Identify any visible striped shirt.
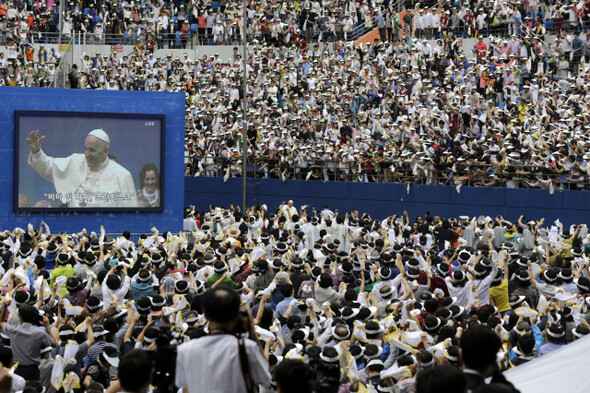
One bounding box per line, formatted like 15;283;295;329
83;340;117;369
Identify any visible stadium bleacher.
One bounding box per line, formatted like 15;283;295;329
0;2;589;391
2;2;590;191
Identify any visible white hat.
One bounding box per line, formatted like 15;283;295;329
88;129;110;144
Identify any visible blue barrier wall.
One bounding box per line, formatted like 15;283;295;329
0;87;185;233
185;177;590;226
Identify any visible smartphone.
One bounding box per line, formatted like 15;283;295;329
150;314;162;327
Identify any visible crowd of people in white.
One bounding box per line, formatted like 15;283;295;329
0;204;588;392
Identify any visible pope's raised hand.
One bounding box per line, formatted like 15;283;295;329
27;130;45;154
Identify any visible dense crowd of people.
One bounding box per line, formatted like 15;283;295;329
1;3;590;393
176;29;590;191
0;204;588;392
2;5;590;189
0;4;590;187
1;0;590;48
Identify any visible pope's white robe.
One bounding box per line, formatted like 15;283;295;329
28;150;138;207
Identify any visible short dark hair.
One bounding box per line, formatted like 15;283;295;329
34;255;46;270
106;274;122;290
318;273;333;288
138;269;151;280
119;349;152;392
460;325;501;371
518;334;535;355
344;288;358;302
19;304;39;324
424;298;439;313
273;359;312;393
280;283;294;298
202;286;241;323
416;365;466;393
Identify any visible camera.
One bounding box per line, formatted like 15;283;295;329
305;345;340;393
231;308;251;337
151;325;178;393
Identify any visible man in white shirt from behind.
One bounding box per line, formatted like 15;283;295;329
176;286;271;393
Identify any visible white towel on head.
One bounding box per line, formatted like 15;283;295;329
381;365;411;380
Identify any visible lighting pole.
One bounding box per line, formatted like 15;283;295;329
58;0;65;44
241;0;248;212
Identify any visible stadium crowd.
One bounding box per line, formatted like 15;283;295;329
180;31;589;191
0;204;588;392
2;6;590;190
1;2;590;393
1;0;590;46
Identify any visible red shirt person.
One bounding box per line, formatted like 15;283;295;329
475;37;487;60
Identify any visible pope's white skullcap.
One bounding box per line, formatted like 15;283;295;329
88;129;110;144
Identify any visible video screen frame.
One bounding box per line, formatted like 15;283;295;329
14;110;166;213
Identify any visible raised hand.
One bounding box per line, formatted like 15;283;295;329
27;130;45;154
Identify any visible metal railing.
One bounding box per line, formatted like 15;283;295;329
404;19;590;41
185;156;589;191
3;18;588;52
12;22;586;56
15;31;202;50
349;13;379;41
102;232;193;243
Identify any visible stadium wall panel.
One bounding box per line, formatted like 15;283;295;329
0;35;565;63
0;87;185;233
185;177;589;226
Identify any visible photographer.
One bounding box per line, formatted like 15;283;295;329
461;325;520;393
0;303;55;381
273;359;312;393
175;286;271;393
105;350;152;393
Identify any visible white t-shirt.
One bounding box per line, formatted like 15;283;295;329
6;45;17;59
444;276;475;308
10;371;25;393
183;218;198;231
176;335;272;393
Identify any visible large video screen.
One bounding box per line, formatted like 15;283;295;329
15;111;164;212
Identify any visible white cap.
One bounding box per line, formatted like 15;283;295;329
88;129;110;144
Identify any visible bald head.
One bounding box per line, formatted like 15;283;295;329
334;324;349;341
